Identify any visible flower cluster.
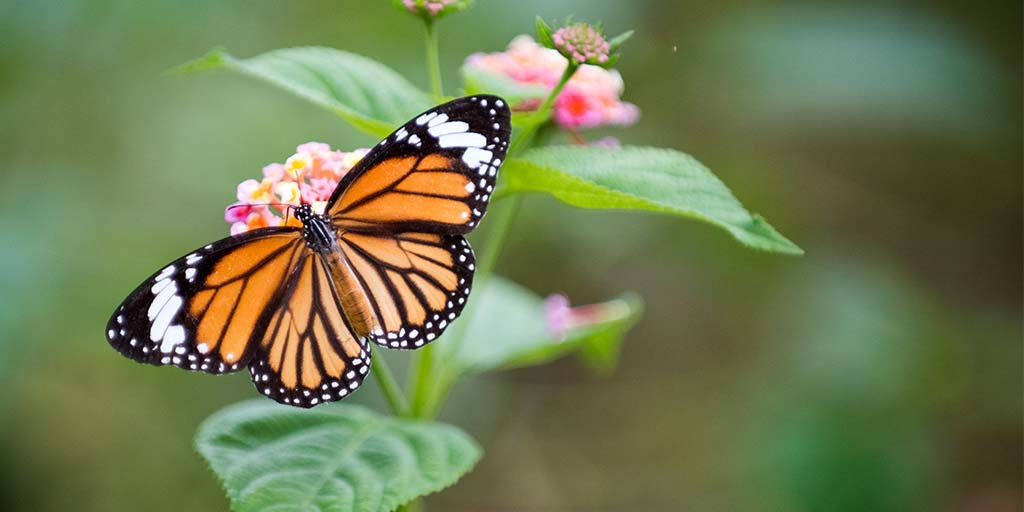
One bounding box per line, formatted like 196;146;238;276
399;0;468;19
465;36;639;130
226;142;367;235
552;23;611;65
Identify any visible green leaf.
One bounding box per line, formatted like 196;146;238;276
446;276;642;374
535;16;555;48
196;400;481;512
502;145;803;254
607;29;634;52
461;65;548;106
178;47;433;138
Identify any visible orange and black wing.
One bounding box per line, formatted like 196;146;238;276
248;251;370;407
335;230;475;348
107;228;306;374
107;228;370;407
327;95;511;235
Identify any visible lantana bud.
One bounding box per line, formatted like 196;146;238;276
396;0;471;20
536;17;632;69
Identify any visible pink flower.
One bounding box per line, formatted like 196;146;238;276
551;23;611;65
295;142;331;154
543;293;633;340
227;142;367;235
262;163;287;181
224;202;251;223
401;0;462;18
301;177;338;203
464;36;639;130
544;294;573;339
553;88;605;129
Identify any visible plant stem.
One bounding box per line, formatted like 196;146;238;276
371;346;411;417
424;20;444;99
408;341;435;417
508;63;577;155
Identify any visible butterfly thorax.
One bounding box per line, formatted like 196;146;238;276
294;203;376;337
295;204;338;254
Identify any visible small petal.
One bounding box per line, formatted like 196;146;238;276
544;293;572;340
284;152;313;179
224;202;251;223
274;181;301;205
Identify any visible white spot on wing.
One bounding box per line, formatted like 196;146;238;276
427;121;468;137
416;112;438;125
161;325;186;353
462;147;492;168
439;132;486;148
427;113;449;127
150;295;182;342
148;281;177;321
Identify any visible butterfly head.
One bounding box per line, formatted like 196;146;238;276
293;203;315;224
294;203;337;253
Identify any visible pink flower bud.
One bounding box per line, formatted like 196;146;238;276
401;0;465;19
551;23;611;66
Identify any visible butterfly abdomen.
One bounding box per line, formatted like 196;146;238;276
324;250;376;338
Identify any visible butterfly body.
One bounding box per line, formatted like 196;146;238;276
107;96;510;408
295;203;339;254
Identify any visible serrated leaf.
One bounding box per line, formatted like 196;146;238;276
502;145;803;255
445;276;642;374
461;65;549;106
196;400;481;512
178;47;433;138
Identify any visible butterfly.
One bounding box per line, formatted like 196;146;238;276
106;96;511;408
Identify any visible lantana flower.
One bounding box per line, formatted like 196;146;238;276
543;293;631;340
226;143;368;235
464;35;639;130
397;0;470;19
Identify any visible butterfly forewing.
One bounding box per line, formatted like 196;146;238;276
328;95;511;234
106;229;304;374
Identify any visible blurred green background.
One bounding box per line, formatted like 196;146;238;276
1;1;1020;510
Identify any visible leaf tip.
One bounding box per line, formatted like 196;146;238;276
169;47;229;76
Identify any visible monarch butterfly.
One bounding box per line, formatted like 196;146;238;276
106;96;511;408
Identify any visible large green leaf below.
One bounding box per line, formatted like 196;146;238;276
196;400;480;512
179;47;433;138
502;145;803;254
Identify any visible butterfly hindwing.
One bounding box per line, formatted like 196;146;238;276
249;252;370;407
107;228;304;374
336;231;475;348
328;95;511;234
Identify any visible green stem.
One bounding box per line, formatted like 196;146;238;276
371;346;411;417
408;342;435;417
424;19;444;99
